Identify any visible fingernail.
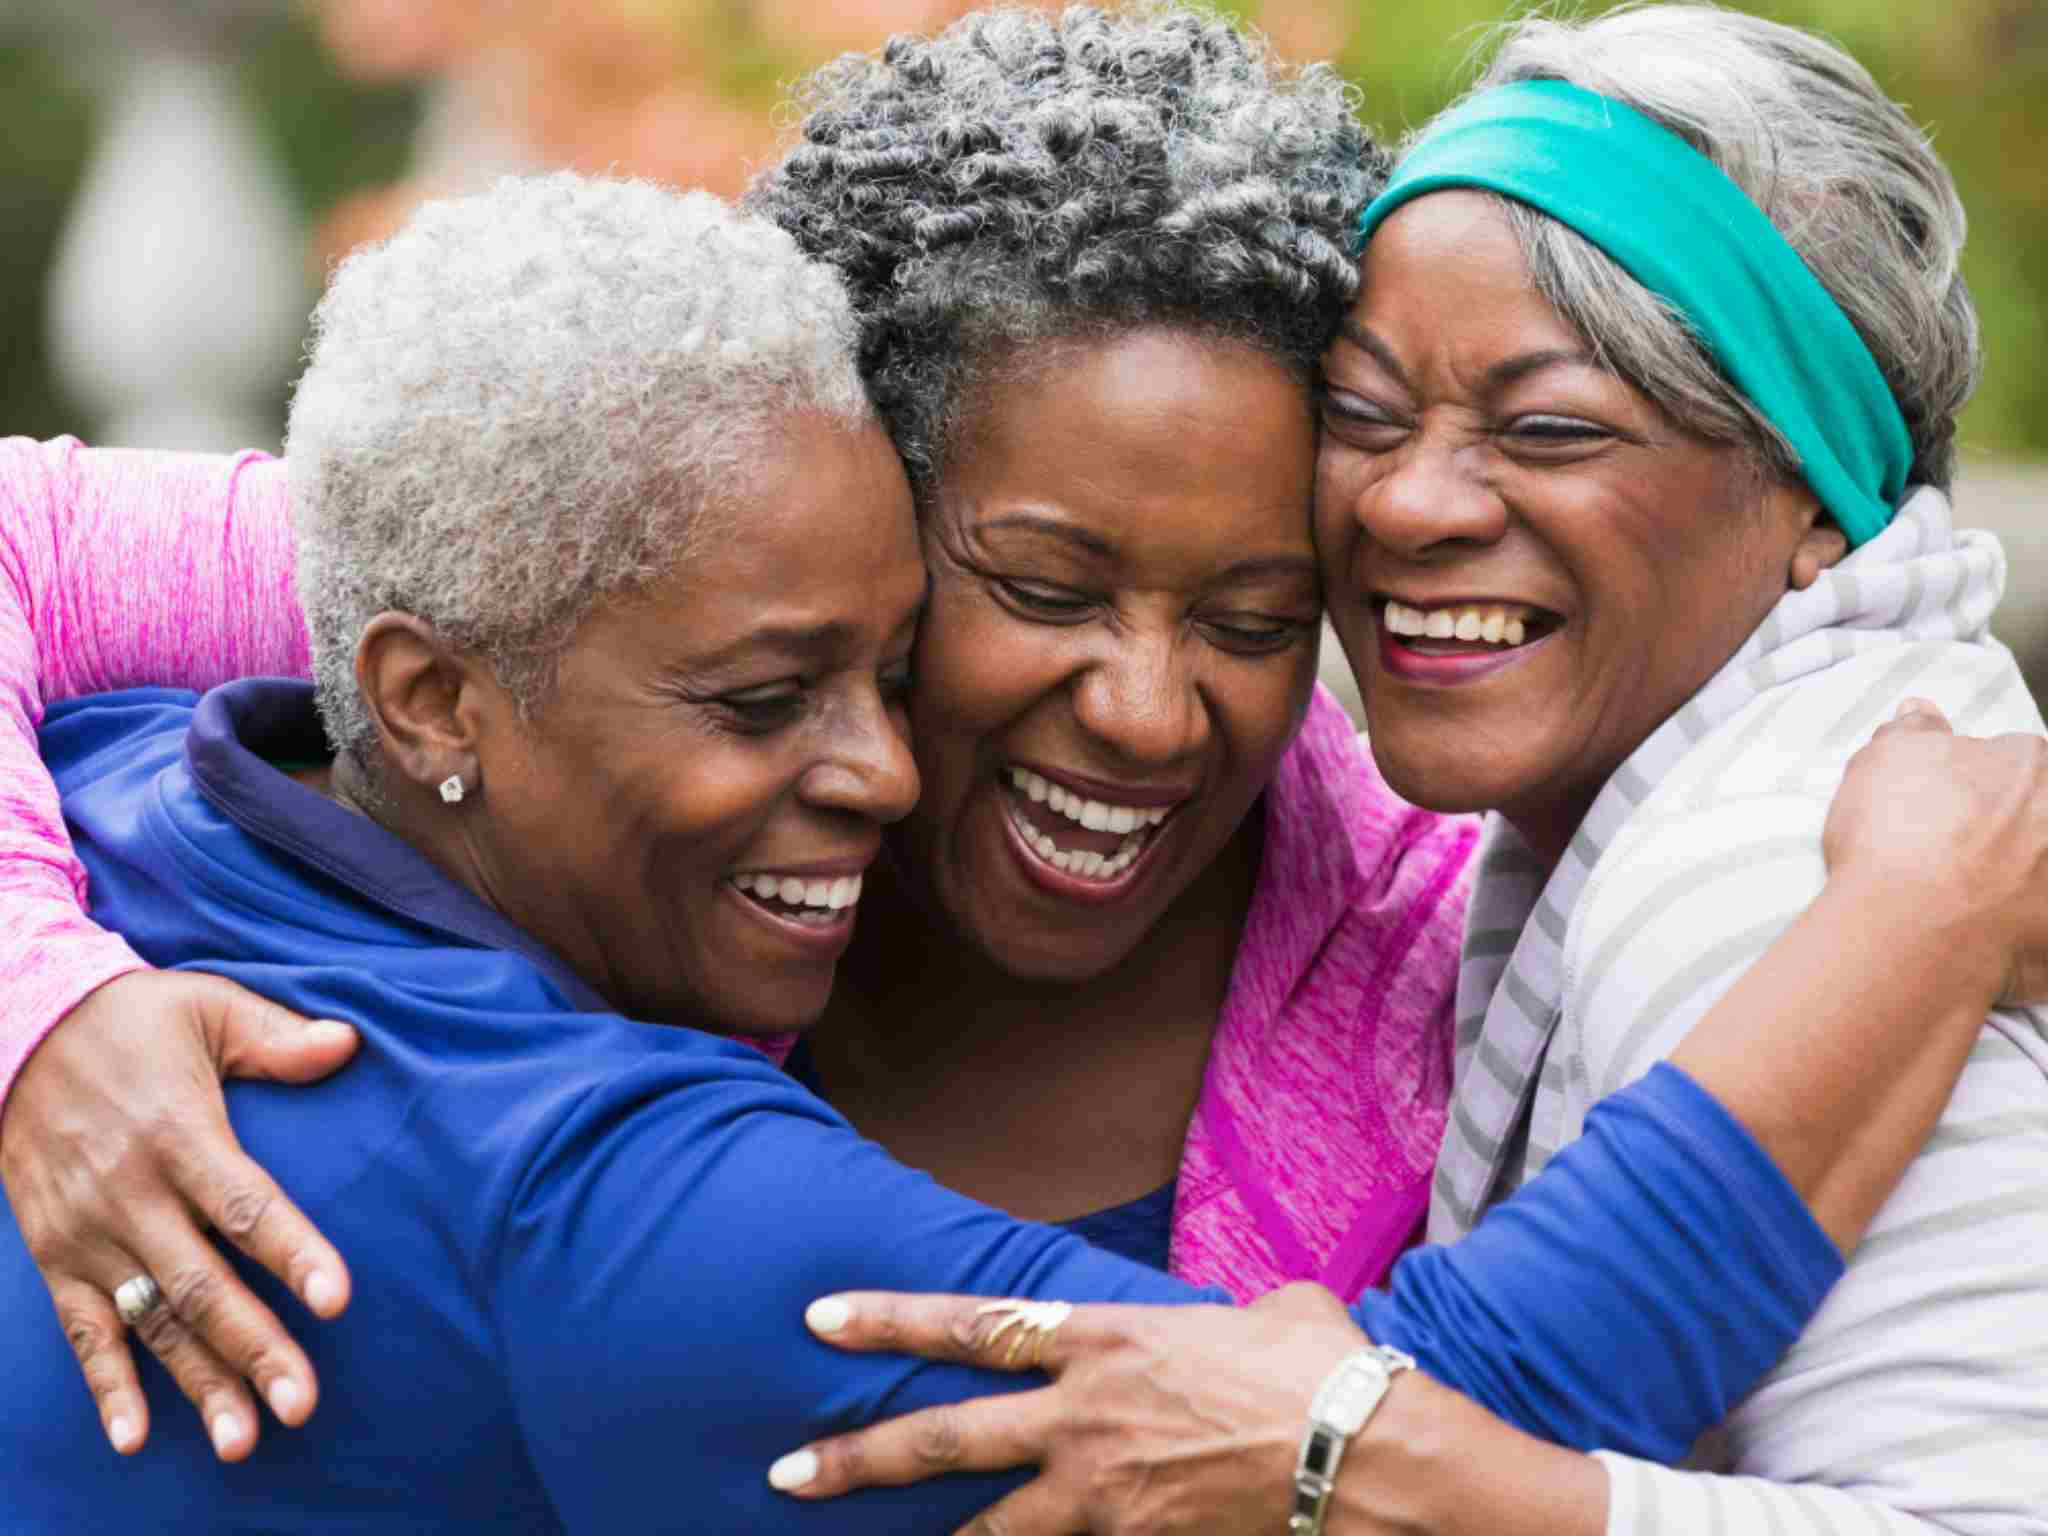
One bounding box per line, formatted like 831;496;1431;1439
1895;697;1937;719
210;1413;243;1456
304;1270;340;1314
306;1020;355;1045
267;1378;305;1421
805;1297;851;1335
108;1415;137;1453
768;1449;819;1491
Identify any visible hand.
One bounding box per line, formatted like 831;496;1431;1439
1823;700;2048;1005
765;1282;1380;1535
0;970;358;1459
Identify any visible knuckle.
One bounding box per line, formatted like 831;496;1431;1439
865;1295;907;1350
132;1301;188;1356
909;1405;965;1470
165;1265;228;1331
214;1184;274;1244
58;1305;113;1369
965;1512;1014;1536
828;1432;871;1489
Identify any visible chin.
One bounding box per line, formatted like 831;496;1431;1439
968;916;1144;986
694;975;836;1039
1370;737;1529;819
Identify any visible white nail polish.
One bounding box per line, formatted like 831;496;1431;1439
211;1414;242;1456
304;1271;339;1314
268;1378;305;1420
108;1416;137;1452
768;1449;819;1491
805;1297;852;1335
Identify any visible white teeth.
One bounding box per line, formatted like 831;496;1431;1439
1002;786;1163;886
1006;767;1174;840
732;871;862;913
1382;600;1542;649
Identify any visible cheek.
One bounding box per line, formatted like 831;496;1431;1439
910;597;1071;770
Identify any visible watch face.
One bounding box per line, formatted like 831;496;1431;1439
1321;1357;1390;1435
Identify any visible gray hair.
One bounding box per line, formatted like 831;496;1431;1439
1457;4;1979;493
286;172;870;763
745;2;1383;502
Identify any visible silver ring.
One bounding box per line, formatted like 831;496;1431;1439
114;1273;166;1328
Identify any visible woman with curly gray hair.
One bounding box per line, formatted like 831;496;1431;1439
1;7;2045;1534
777;7;2048;1535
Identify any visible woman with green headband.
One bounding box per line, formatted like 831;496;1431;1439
763;7;2047;1533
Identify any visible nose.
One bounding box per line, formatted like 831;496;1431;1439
1347;430;1508;559
803;690;921;824
1070;625;1209;770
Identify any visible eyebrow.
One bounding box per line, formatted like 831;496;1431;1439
977;512;1116;558
1336;321;1599;391
676;602;926;679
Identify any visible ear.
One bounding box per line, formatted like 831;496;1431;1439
352;613;499;799
1765;480;1846;592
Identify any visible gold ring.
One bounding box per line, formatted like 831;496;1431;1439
973;1299;1073;1370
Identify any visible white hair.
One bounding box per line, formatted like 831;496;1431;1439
286;172;871;761
1458;4;1979;492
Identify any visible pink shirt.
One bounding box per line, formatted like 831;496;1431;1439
0;435;1475;1299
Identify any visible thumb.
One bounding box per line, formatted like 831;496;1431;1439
1886;696;1953;733
202;981;359;1084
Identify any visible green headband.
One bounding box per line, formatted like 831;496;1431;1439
1356;79;1911;546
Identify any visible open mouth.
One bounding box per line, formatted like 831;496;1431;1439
1001;766;1176;885
1379;598;1561;655
728;871;863;928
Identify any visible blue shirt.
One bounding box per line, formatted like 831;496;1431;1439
0;682;1843;1532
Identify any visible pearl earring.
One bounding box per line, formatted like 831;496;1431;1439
438;775;466;805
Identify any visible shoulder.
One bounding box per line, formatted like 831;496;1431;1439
40;687;201;797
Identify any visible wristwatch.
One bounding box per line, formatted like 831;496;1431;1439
1288;1344;1417;1536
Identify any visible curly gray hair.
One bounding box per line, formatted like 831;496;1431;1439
287;172;870;763
745;2;1384;501
1465;4;1979;493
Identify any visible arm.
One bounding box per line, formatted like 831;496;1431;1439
490;1049;1231;1534
0;434;309;1105
1551;711;2048;1534
0;437;341;1460
763;706;2048;1533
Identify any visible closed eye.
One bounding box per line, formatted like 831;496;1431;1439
995;578;1095;622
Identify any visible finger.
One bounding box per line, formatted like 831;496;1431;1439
89;1252;263;1461
952;1476;1087;1536
770;1387;1060;1497
127;1206;324;1432
806;1292;1133;1374
47;1275;150;1454
1885;696;1951;730
206;984;358;1088
158;1128;351;1321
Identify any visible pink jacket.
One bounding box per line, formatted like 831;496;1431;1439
0;435;1475;1300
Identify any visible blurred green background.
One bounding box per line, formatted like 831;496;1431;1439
1;0;2041;460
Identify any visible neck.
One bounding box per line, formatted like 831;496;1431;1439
806;813;1261;1220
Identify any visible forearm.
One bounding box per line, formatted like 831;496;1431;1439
1666;866;1996;1252
0;436;306;1114
1332;1372;1608;1536
1354;1065;1840;1462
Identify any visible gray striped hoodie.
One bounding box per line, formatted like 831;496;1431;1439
1436;486;2048;1533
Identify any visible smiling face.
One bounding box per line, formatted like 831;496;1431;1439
895;328;1323;980
1315;192;1824;863
464;411;926;1034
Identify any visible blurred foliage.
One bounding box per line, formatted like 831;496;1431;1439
0;0;2042;458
